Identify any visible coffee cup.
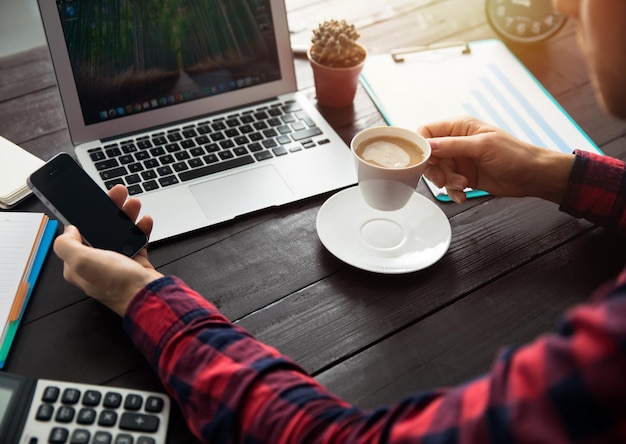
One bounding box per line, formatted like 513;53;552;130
351;126;431;211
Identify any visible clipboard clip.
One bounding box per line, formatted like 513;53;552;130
391;41;471;63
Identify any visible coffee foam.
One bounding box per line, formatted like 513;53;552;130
361;140;411;168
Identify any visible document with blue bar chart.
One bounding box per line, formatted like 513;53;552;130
360;39;601;201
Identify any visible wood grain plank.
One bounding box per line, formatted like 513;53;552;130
315;228;626;409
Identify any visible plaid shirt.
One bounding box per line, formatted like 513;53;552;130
125;150;626;443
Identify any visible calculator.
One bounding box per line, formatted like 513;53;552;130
0;371;170;444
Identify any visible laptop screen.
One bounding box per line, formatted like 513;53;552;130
55;0;282;126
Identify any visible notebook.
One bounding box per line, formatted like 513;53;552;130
37;0;356;242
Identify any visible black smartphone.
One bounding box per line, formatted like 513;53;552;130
27;153;148;257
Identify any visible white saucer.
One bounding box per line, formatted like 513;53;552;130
316;186;451;274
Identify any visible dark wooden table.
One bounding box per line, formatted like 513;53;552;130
3;1;626;442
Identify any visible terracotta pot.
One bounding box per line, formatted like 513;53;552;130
307;45;367;108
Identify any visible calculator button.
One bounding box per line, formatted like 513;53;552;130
119;412;159;433
145;396;164;413
36;403;54;421
83;390;102;406
55;406;75;423
124;394;143;411
98;410;118;427
137;437;156;444
42;386;60;402
93;431;113;444
49;427;69;443
103;392;123;408
114;434;134;444
76;407;96;424
62;388;81;404
70;429;90;444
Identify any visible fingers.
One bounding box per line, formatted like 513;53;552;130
108;184;128;207
418;116;483;138
107;185;151;238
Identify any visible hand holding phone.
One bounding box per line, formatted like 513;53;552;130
27;153;148;257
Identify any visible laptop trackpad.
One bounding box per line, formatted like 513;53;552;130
190;165;295;220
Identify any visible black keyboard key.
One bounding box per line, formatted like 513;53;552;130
282;101;302;113
182;129;197;138
89;150;106;162
103;392;122;409
254;111;269;120
167;132;182;142
165;143;181;152
145;396;165;413
158;175;179;187
141;170;157;180
152;136;167;146
137;140;153;149
105;147;122;157
233;147;248;156
119;412;159;433
127;185;143;196
263;128;278;138
205;143;219;153
77;407;97;424
150;147;165;157
240;114;254;124
121;143;137;153
291;127;322;141
95;159;119;171
218;150;234;160
42;386;60;402
125;174;141;184
36;403;54;421
254;151;273;161
135;151;149;161
190;147;205;157
203;154;218;164
119;155;134;164
189;158;203;168
272;147;288;156
104;179;124;190
144;159;159;169
226;118;240;127
49;427;69;443
175;151;190;161
143;180;159;192
180;139;195;149
179;155;255;182
124;394;143;411
128;162;143;173
195;135;210;145
210;132;225;142
220;140;235;149
239;124;253;133
212;121;227;131
100;167;127;181
98;410;117;427
157;166;173;176
262;139;277;149
56;406;75;422
70;429;90;444
173;162;188;172
159;154;175;165
248;142;262;152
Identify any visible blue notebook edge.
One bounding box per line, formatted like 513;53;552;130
0;218;58;368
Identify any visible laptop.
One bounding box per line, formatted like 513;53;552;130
37;0;357;242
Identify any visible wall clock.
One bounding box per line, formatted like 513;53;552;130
486;0;567;44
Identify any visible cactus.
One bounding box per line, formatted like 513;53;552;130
310;19;366;68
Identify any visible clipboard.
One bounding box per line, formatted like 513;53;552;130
360;39;602;201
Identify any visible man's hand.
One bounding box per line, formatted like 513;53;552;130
53;185;163;316
419;116;575;204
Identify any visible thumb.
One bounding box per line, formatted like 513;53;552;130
53;225;85;260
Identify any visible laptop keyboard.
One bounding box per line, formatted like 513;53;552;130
86;99;331;196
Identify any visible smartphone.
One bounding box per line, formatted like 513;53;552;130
27;153;148;257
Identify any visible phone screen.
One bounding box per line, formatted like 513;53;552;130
28;153;148;257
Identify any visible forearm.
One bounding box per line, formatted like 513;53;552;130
526;149;575;203
123;275;626;443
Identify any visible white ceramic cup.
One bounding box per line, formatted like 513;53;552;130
351;126;431;211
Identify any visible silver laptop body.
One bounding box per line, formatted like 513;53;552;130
38;0;356;242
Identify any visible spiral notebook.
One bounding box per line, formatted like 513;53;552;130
360;39;602;201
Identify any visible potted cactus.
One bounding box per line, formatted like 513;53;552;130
308;19;367;108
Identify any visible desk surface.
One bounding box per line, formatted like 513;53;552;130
3;1;626;442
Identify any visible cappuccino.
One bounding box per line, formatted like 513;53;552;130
355;136;425;168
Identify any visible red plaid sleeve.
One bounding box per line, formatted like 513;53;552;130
561;150;626;234
126;271;626;443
